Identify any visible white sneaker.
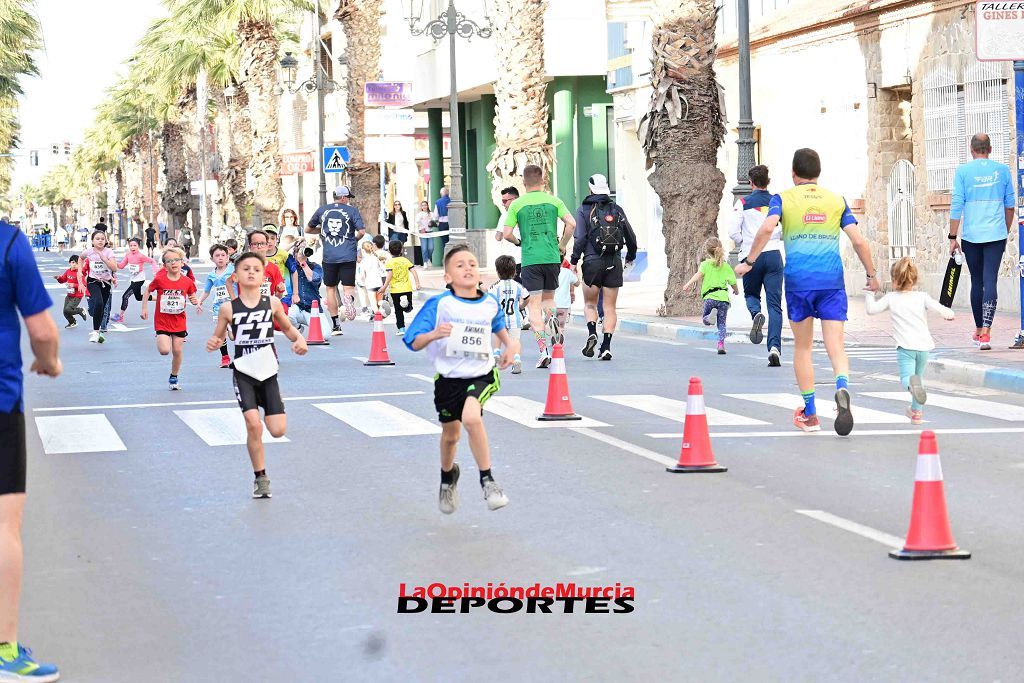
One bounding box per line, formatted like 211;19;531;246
343;295;357;321
536;354;552;369
88;331;99;343
438;463;460;515
482;479;509;511
511;358;522;374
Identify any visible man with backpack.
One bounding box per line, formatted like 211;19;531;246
570;174;638;361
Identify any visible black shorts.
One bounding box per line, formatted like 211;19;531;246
232;371;286;416
581;254;624;289
0;411;26;495
520;263;560;293
146;240;156;249
434;369;501;423
323;261;357;288
156;330;188;338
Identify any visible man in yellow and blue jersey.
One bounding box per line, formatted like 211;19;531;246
736;148;879;436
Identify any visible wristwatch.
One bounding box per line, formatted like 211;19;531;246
740;257;754;266
947;233;958;240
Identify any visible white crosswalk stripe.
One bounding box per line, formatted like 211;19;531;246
592;394;768;426
863;392;1024;422
484;396;607;429
35;414;126;454
314;401;441;437
175;408;290;446
723;392;908;424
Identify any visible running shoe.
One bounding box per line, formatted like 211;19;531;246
793;407;821;433
972;331;981;343
834;388;854;436
545;312;562;346
77;310;86;320
717;342;726;355
110;312;124;324
1010;333;1024;349
906;407;924;426
343;295;357;321
749;312;766;345
908;375;927;405
0;643;60;682
536;354;552;369
168;375;180;391
702;308;717;327
330;322;344;337
220;355;232;369
253;475;272;499
64;321;76;329
511;358;522;374
381;299;393;318
582;333;598;358
768;347;782;367
438;463;459;514
88;331;99;343
395;328;406;336
978;334;992;351
598;349;612;361
482;478;509;511
97;333;105;344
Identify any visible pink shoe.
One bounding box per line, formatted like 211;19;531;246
905;407;923;425
793;407;821;433
978;334;991;351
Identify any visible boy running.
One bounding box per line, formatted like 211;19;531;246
207;252;308;499
488;255;528;374
140;247;199;390
54;255;87;328
404;245;518;513
383;239;420;336
502;164;576;368
736;148;879;435
196;244;236;368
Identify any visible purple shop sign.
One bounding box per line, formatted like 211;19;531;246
364;82;413;108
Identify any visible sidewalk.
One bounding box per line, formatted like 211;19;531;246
416;266;1024;394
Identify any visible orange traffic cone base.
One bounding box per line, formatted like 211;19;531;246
364;358;395;366
888;547;971;561
538;412;582;422
306;338;329;346
666;463;728;474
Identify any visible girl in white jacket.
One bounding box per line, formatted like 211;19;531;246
865;257;954;424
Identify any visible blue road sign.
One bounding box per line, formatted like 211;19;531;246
323;146;351;173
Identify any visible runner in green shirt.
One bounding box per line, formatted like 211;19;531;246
501;164;576;368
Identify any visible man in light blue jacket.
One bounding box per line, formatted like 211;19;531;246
949;133;1014;350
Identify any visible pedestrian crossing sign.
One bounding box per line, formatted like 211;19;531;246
323;146;350;173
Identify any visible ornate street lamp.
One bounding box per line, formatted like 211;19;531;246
404;0;492;247
278;11;339;208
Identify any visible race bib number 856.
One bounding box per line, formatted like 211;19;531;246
446;323;491;360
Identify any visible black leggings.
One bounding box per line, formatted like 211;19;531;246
87;279;111;331
962;238;1006;328
393;292;414;328
121;280;144;311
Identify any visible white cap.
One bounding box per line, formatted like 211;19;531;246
588;174;611;195
333;185;352;198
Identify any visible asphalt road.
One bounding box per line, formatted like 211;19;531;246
17;251;1024;682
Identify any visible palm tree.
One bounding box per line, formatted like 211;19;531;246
639;0;726;316
175;0;318;225
336;0;382;228
488;0;553;201
0;0;42;194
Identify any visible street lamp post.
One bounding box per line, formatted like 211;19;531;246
729;0;756;265
279;10;336;211
405;0;492;249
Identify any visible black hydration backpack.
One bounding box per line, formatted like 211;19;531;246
589;201;624;255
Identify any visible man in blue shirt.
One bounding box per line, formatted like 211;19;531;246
305;185;365;335
434;187;451;251
0;217;62;681
949;133;1014;350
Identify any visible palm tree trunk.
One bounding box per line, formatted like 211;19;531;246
161;119;191;233
238;18;284;226
641;1;726;316
337;0;383;231
488;0;553;202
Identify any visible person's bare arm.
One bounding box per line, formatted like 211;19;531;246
25;310;61;377
843;225;879;292
559;214;577;250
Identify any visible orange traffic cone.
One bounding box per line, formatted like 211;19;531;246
305;300;329;346
889;431;970;560
667;377;727;474
364;311;395;366
537;343;581;421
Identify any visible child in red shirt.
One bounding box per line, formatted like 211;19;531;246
140;247;198;390
54;255;87;328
